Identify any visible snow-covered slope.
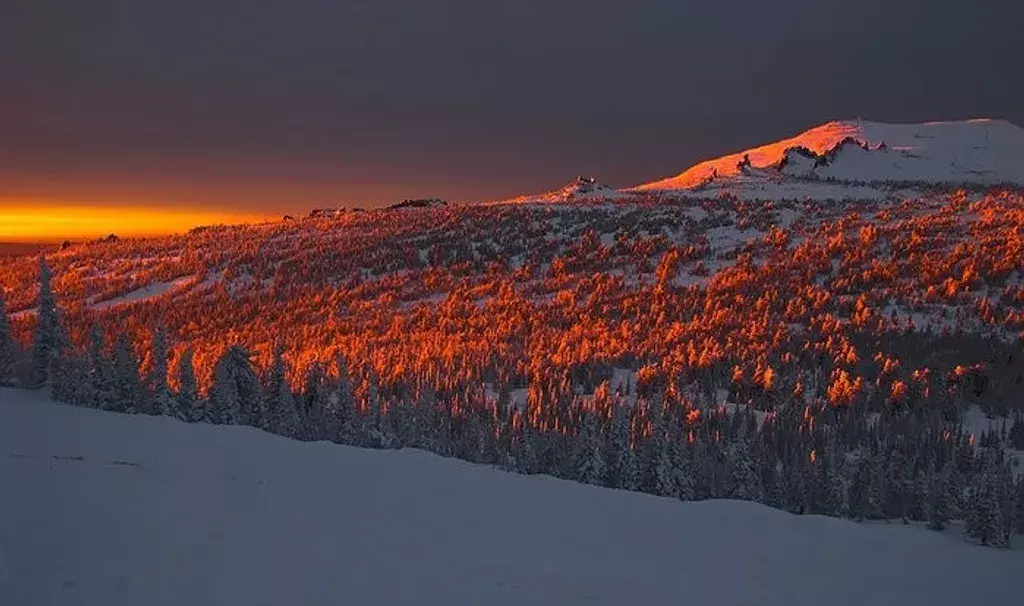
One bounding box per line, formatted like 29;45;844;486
634;119;1024;199
493;176;628;205
1;390;1021;606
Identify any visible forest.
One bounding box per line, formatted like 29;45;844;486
1;188;1022;547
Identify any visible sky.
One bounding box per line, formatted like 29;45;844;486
2;0;1022;238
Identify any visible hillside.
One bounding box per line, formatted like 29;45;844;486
1;389;1021;606
493;176;626;205
632;119;1024;199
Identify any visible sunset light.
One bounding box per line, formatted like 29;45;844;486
2;1;1022;603
0;203;272;241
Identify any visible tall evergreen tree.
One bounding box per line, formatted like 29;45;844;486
86;325;115;410
0;289;14;386
146;327;176;416
726;439;761;502
112;333;143;413
965;456;1006;547
30;257;60;387
175;348;201;421
573;408;606;486
262;347;302;438
208;346;259;425
926;463;953;531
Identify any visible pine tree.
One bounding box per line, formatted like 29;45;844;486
726;439;761;502
653;441;677;498
111;333;144;413
262;348;302;438
824;455;850;518
86;325;115;410
926;464;953;531
175;348;201;421
619;445;643;492
848;456;872;521
675;446;696;501
573;408;606;486
965;456;1006;547
147;327;176;416
30;257;60;387
208;346;259;425
0;289;14;386
1015;477;1024;536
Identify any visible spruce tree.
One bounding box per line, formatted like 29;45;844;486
0;289;14;386
263;347;301;438
147;327;176;416
573;408;606;486
965;458;1006;547
112;333;143;413
86;325;115;410
726;439;760;502
30;257;59;387
175;348;201;421
1015;477;1024;536
209;346;259;425
926;464;953;531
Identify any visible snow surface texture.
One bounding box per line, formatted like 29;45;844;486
1;390;1021;606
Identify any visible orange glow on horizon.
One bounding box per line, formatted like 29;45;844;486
0;203;273;241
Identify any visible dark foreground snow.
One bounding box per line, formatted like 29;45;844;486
1;388;1020;606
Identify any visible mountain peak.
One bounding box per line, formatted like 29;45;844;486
634;118;1024;193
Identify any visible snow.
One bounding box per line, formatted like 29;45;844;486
88;276;196;310
1;390;1021;605
485;120;1022;204
636;119;1024;194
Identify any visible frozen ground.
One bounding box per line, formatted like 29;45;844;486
1;388;1021;606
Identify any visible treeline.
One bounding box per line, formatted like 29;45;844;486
3;259;1023;548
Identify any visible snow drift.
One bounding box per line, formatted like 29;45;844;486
1;389;1021;606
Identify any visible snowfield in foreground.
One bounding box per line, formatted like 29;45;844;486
1;389;1021;606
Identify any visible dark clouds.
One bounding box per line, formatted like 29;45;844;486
2;0;1021;209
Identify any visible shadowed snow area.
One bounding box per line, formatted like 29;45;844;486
1;388;1020;606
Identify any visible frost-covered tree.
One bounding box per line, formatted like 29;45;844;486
726;439;761;502
0;289;15;386
147;327;176;416
573;408;606;486
86;325;115;411
965;455;1006;547
208;346;260;425
262;347;302;438
175;348;201;422
30;257;60;387
112;333;143;413
926;463;954;531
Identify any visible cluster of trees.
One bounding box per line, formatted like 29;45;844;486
2;257;1024;547
2;190;1022;547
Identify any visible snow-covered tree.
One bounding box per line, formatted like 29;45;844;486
965;454;1006;547
208;346;260;425
926;464;953;531
573;408;606;486
262;347;302;438
30;257;60;387
726;439;761;502
147;327;176;416
175;348;201;422
86;325;115;411
112;333;143;413
0;289;15;386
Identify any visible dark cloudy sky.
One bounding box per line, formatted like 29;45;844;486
2;0;1022;212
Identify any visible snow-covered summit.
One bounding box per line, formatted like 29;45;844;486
635;119;1024;195
492;176;626;205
